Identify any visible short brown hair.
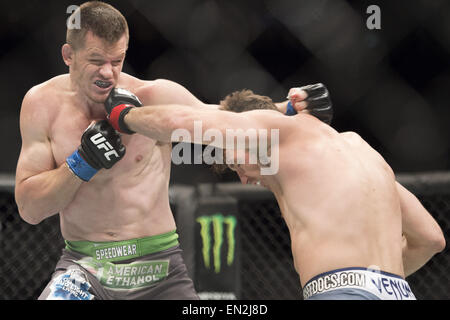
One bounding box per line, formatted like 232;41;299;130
212;89;280;174
219;89;279;113
66;1;129;50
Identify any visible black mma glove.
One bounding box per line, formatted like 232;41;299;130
104;88;142;134
66;120;126;181
286;83;333;124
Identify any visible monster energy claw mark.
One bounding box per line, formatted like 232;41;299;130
197;214;237;273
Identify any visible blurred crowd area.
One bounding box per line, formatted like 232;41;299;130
0;0;449;184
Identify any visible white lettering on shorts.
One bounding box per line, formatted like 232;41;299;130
77;257;170;291
303;271;366;299
303;269;416;300
47;268;94;300
95;244;137;260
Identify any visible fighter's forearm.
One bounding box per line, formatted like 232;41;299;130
15;163;82;225
124;105;183;143
124;104;233;146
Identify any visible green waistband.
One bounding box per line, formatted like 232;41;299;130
65;230;179;262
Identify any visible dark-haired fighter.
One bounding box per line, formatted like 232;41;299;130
105;89;445;300
14;2;320;300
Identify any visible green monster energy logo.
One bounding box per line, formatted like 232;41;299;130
196;214;237;273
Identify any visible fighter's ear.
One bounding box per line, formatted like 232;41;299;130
61;43;74;66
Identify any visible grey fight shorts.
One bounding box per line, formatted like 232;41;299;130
38;231;199;300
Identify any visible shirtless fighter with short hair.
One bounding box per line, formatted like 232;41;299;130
14;2;323;300
105;89;446;300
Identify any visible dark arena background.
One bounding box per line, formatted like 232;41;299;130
1;0;449;300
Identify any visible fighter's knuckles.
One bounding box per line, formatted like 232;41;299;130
294;101;307;111
287;88;307;100
300;83;328;100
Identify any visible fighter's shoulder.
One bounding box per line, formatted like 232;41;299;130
22;75;67;108
133;78;182;94
117;73;168;91
121;76;196;105
117;73;159;100
340;131;364;144
20;75;67;126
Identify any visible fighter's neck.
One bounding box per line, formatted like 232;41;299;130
67;81;107;120
76;95;107;120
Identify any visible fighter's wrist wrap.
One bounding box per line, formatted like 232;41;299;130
66;120;126;182
66;150;98;182
285;101;297;116
105;88;142;134
109;104;135;134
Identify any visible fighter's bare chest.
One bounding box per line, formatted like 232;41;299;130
49;107;155;168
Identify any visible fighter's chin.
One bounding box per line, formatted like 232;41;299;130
89;86;114;103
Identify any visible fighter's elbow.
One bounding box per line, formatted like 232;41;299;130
420;227;446;255
405;226;446;257
430;230;446;254
17;205;43;225
15;189;44;225
22;215;43;226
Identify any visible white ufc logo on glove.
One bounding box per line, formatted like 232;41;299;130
90;133;120;161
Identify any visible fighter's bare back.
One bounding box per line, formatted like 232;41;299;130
271;115;405;285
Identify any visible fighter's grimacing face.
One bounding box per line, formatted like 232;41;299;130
68;31;128;104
